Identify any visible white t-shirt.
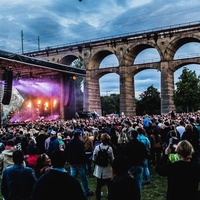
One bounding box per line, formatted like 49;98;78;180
176;126;185;139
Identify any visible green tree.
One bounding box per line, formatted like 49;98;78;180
74;77;83;111
173;67;200;112
101;94;120;116
136;85;161;115
71;58;84;112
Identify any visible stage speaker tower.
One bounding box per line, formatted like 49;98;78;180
2;69;13;105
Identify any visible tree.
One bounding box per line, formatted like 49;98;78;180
101;94;120;116
71;58;84;112
173;67;200;112
74;77;84;111
136;85;161;115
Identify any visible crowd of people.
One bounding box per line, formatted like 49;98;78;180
0;110;199;199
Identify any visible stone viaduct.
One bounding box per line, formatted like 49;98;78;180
24;22;200;117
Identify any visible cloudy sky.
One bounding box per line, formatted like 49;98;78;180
1;0;200;97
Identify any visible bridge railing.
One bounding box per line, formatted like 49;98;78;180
175;53;200;59
134;58;160;64
22;21;200;55
134;53;200;64
96;53;200;67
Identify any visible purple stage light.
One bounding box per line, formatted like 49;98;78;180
4;78;61;122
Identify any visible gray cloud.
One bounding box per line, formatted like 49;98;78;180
0;0;200;97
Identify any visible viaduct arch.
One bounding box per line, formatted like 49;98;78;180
24;22;200;117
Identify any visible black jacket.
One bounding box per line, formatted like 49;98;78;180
121;139;148;167
108;173;140;200
155;156;200;200
65;138;86;165
32;169;86;200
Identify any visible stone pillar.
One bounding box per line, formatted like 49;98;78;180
160;61;175;114
83;71;102;116
119;66;136;117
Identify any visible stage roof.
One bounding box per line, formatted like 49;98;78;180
0;50;86;80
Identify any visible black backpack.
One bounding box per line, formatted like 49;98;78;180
95;145;110;167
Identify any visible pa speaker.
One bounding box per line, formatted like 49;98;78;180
2;69;13;105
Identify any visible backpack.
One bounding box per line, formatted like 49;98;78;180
95;145;110;167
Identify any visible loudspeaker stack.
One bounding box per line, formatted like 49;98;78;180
2;69;13;105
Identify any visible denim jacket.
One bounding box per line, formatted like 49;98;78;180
1;164;37;200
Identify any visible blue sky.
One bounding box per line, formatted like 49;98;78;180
1;0;200;97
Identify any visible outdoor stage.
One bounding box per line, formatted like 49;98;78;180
2;77;61;122
0;50;86;124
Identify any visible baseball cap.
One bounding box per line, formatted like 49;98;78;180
50;131;57;135
73;129;83;138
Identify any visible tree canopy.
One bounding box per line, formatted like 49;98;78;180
136;85;161;115
101;94;119;116
173;67;200;112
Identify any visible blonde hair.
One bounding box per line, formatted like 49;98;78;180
57;136;62;140
176;140;194;160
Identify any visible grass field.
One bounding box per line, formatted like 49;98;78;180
87;166;167;200
0;165;167;200
1;163;200;200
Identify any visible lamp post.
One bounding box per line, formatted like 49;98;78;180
21;30;40;54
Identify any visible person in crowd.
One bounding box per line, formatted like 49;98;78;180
26;132;36;145
108;154;140;200
175;120;185;139
57;133;66;151
102;123;111;135
65;129;94;198
137;127;151;185
1;150;37;200
122;120;134;142
160;121;172;150
93;130;101;148
44;132;51;152
35;129;49;154
32;150;87;200
155;140;200;200
25;138;40;168
63;130;72;145
0;135;6;150
13;134;22;150
117;127;129;150
149;127;163;166
164;129;180;163
121;129;148;194
92;133;114;200
182;123;199;153
21;135;29;155
168;130;180;152
170;110;176;120
110;127;119;147
34;152;52;178
0;139;16;173
0;137;5;174
109;126;120;156
143;114;151;135
46;130;60;158
164;141;179;163
82;131;94;176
